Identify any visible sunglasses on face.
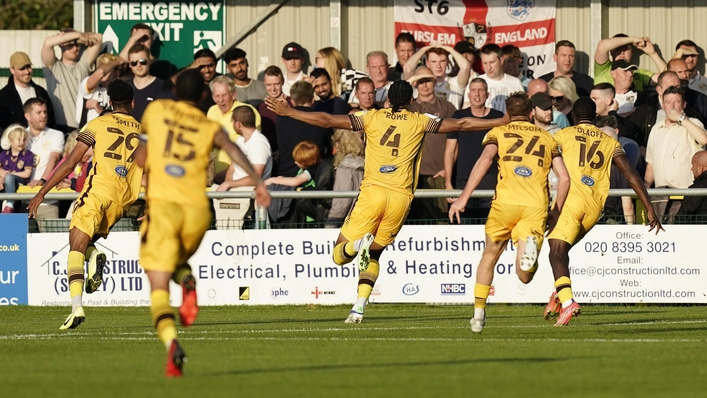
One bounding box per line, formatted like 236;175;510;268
64;41;80;48
550;96;565;102
130;59;149;67
682;54;698;59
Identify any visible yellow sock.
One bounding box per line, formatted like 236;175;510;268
357;259;380;299
332;241;357;265
555;276;574;303
85;244;97;260
151;289;177;349
474;283;491;309
67;251;85;307
172;264;192;284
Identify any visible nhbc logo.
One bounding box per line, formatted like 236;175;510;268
441;283;466;295
271;287;289;299
402;283;420;296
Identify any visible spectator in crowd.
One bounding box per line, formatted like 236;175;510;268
215;106;272;191
349;51;392;106
327;129;364;224
51;130;93;219
608;60;642;116
349;78;380;111
126;44;173;121
311;69;348;115
223;47;267;102
41;28;103;130
596;115;636;224
530;92;560;134
630;71;703;148
258;66;286;173
0;124;34;213
407;66;457;220
594;34;666;91
171;49;219;113
666;58;707;123
450;40;479;78
276;81;331;177
314;47;367;98
118;23;176;82
76;53;125;126
0;52;56;131
207;76;262;177
672;40;707;96
645;86;707;222
469;44;524;112
540;40;594;97
281;42;307;97
676;151;707;222
25;98;65;218
444;77;504;222
388;32;416;81
548;76;579;125
404;44;470;109
501;44;530;90
527;78;570;128
591;83;643;147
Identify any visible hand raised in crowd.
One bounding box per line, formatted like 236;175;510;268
265;96;293;116
189;57;213;70
609;97;619;112
672;47;699;60
666;108;685;122
636;37;656;55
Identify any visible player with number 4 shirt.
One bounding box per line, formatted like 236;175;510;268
266;80;508;324
28;80;143;331
544;98;663;326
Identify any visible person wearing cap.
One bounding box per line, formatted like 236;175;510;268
41;28;103;130
672;40;707;95
407;66;457;221
281;42;307;97
0;52;56;131
610;60;641;115
531;92;560;134
593;34;666;92
450;40;480;78
403;43;471;109
388;32;417;82
539;40;594;98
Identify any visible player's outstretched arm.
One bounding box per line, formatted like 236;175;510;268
265;97;352;129
27;142;90;218
613;154;664;234
437;114;509;134
449;144;497;224
214;130;271;208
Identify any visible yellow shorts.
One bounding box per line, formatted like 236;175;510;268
485;202;547;246
140;201;211;273
340;184;413;247
69;193;127;240
547;202;601;245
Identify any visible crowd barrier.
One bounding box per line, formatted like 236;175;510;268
1;188;706;306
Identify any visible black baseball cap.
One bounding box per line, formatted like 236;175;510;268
454;40;476;54
282;42;305;59
531;92;553;111
611;60;638;71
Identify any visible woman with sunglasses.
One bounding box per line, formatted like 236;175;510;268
549;76;579;126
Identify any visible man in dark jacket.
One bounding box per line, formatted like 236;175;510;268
0;52;56;131
676;151;707;224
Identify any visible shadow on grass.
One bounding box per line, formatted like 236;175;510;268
203;356;572;377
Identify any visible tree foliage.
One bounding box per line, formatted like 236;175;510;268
0;0;73;30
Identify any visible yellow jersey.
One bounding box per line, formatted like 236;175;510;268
349;108;441;194
77;112;142;206
554;124;625;212
141;99;222;205
484;121;560;209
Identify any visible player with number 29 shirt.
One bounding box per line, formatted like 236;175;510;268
266;80;507;324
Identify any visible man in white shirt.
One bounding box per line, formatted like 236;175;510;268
216;106;272;191
24;98;65;219
645;86;707;222
403;44;471;109
281;42;307;97
473;44;524;112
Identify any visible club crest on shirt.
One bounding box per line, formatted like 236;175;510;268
115;165;128;177
507;0;535;21
380;165;397;173
165;164;185;177
16;160;24;169
514;165;533;177
581;175;595;187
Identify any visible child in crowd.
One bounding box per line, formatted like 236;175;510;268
265;141;321;188
0;124;34;213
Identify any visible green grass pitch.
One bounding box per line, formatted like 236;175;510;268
1;304;706;398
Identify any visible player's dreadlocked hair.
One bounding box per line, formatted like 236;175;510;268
388;80;414;112
107;79;134;111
